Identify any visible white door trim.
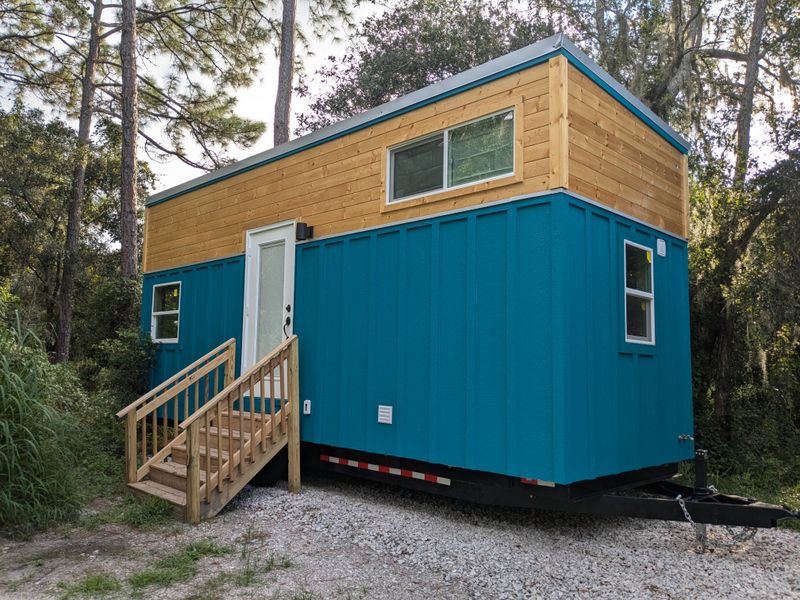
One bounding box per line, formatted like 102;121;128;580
241;220;295;374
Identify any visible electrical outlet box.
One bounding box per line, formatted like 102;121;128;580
377;405;393;424
303;399;311;415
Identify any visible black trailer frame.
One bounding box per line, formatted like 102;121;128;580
303;444;799;530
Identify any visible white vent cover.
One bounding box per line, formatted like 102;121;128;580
377;405;393;425
657;238;667;257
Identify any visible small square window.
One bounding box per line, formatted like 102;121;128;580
624;242;654;344
151;282;181;342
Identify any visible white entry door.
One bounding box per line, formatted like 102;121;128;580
241;221;295;371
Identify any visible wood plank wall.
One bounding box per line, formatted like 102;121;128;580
143;64;551;272
143;58;689;273
563;64;687;237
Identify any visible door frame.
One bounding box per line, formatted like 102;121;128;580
241;220;296;373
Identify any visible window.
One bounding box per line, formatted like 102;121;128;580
624;241;654;344
151;282;181;342
388;108;515;203
391;134;444;200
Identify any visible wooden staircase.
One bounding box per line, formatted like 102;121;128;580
117;336;300;523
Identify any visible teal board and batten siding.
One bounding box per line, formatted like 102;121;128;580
141;255;245;391
139;192;693;484
294;192;694;484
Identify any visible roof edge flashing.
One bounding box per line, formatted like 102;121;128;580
147;34;688;207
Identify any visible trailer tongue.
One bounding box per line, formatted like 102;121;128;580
530;451;798;530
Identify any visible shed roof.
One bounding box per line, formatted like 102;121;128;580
148;33;690;207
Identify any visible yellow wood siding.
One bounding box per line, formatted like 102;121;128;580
144;64;551;272
564;64;686;237
143;58;689;273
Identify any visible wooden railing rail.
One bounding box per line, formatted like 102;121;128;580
180;335;300;523
117;338;237;484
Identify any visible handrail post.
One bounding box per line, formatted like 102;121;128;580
125;411;138;483
185;421;201;524
287;338;301;494
224;339;236;388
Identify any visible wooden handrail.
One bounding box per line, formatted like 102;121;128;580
116;338;236;418
179;335;296;431
118;333;300;523
183;335;300;523
118;337;237;484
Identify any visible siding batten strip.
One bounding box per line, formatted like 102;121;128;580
548;56;569;189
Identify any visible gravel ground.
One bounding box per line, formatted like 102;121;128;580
1;476;798;599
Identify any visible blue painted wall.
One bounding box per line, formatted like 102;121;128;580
143;192;693;484
294;193;693;484
141;255;245;389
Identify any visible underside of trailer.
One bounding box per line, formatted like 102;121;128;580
303;444;799;531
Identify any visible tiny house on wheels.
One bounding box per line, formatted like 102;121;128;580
119;34;698;523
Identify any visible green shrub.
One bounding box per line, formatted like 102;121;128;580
93;328;155;406
72;277;141;361
695;383;800;500
0;318;87;535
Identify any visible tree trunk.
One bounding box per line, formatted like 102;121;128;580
734;0;767;184
273;0;297;146
55;0;104;363
120;0;138;281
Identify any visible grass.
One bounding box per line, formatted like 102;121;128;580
184;529;295;599
59;573;121;599
184;573;229;600
128;540;229;590
82;494;175;531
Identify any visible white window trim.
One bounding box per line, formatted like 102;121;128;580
151;281;181;343
623;240;655;345
386;107;516;205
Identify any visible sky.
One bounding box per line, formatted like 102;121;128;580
150;3;383;194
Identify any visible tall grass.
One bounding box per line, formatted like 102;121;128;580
0;317;88;535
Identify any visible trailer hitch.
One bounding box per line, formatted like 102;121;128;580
630;449;800;530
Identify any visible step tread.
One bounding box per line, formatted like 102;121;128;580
128;480;186;506
150;460;207;482
199;426;251;440
174;444;230;459
225;409;284;419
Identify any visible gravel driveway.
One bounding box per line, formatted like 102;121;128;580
2;476;798;599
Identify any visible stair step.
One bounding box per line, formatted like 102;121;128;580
128;480;186;507
172;443;230;467
201;426;251;438
150;460;207;490
221;410;283;430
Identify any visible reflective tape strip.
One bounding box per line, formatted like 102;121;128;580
320;454;451;486
520;477;556;488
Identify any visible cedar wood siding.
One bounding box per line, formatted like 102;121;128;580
143;57;688;273
143;64;550;272
565;64;688;237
